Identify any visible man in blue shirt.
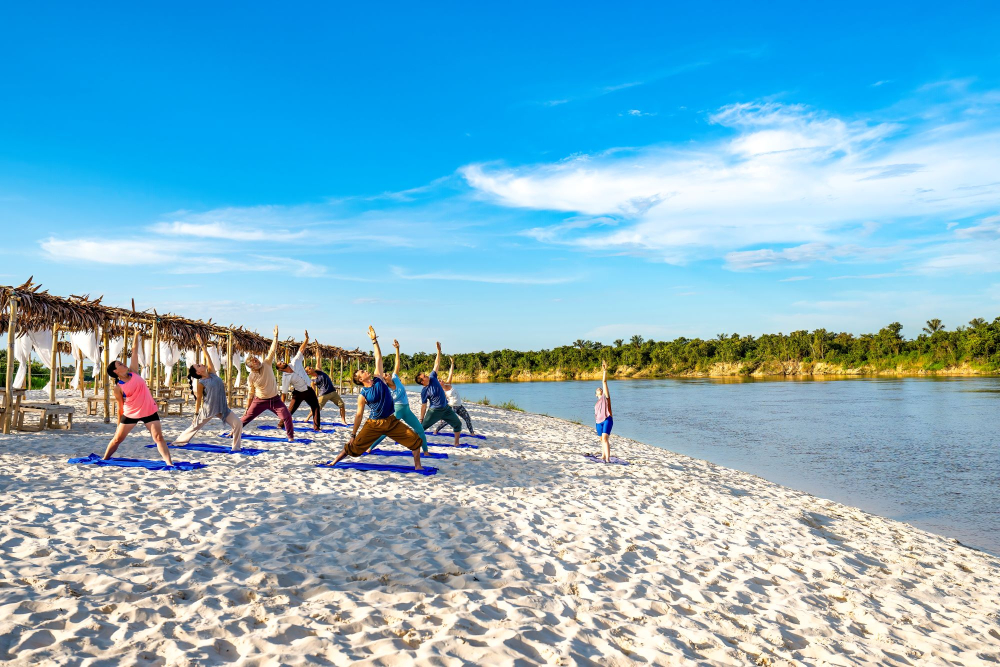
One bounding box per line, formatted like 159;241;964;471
416;341;463;447
329;326;424;469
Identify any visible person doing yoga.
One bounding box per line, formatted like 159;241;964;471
431;357;476;436
277;331;321;431
241;325;295;442
101;331;173;465
415;342;462;447
329;326;424;469
370;338;429;454
595;359;614;463
173;333;243;452
305;341;346;424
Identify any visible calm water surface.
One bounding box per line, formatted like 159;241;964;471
469;377;1000;555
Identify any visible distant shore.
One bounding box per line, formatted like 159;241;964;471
400;361;996;383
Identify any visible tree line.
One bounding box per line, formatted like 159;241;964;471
393;318;1000;380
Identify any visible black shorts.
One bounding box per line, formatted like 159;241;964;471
121;412;160;425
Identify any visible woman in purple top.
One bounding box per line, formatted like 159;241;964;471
594;359;613;462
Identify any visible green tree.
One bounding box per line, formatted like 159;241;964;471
630;335;644;349
613;339;624;348
923;319;945;334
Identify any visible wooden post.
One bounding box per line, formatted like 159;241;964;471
102;321;111;423
3;293;18;434
151;313;159;390
49;323;58;404
225;331;234;398
77;349;85;398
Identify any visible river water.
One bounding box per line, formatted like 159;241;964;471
467;377;1000;555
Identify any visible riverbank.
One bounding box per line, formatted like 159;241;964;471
1;390;998;664
406;360;995;383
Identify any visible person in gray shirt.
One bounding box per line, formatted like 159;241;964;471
174;334;243;452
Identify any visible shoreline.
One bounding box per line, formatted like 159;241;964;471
1;390;998;664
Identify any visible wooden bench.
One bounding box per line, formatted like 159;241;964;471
158;398;185;416
16;403;75;431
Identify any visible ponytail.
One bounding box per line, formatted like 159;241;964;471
187;365;200;399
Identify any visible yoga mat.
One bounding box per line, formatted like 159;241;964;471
257;424;339;434
583;454;629;465
364;449;448;459
428;431;486;440
147;443;268;456
217;432;313;444
69;453;206;471
293;420;348;427
316;461;438;475
424;441;478;449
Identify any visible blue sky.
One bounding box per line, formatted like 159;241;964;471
2;2;999;352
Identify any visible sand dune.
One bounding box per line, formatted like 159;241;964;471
1;389;998;665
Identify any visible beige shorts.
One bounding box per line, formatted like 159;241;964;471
318;391;345;409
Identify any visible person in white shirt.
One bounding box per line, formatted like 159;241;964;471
432;357;476;436
277;331;322;431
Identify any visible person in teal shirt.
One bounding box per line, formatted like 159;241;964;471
370;339;428;454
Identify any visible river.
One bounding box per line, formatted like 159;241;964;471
467;376;1000;555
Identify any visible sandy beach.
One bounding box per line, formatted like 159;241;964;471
1;389;999;666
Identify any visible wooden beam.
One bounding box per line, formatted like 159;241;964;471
102;321;110;423
49;323;58;404
225;331;234;398
2;293;18;434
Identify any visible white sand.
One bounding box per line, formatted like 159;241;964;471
1;389;999;666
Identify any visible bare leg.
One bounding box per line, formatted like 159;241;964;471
102;422;137;459
601;433;611;462
412;448;422;471
453;432;460;447
146;421;174;466
330;447;349;466
339;405;347;423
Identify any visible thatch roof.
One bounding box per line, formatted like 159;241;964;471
1;278;369;362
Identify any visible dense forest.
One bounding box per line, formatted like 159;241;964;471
4;318;999;385
395;318;1000;381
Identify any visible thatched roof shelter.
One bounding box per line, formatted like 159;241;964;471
1;278;369;362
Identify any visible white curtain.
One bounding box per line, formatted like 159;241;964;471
69;331;101;390
159;342;180;386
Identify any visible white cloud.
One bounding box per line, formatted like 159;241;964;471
391;266;579;285
780;276;812;282
151;220;308;241
462;91;1000;270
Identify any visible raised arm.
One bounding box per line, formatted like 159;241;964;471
297;330;309;357
601;359;610;401
446;357;454;384
392;339;401;376
128;331;141;373
196;333;216;374
265;325;279;362
368;326;383;377
433;341;442;374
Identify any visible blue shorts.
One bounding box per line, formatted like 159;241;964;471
595;416;613;435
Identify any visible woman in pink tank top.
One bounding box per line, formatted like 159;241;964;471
594;359;614;462
101;331;174;466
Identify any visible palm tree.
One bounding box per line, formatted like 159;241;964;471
572;339;587;351
969;318;986;328
630;335;644;349
923;319;945;334
613;339;624;348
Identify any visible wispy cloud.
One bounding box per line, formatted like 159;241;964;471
465;86;1000;271
780;276;812;282
391;266;579;285
151;220;309;241
620;109;656;117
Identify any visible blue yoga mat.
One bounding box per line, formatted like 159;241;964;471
428;431;486;440
316;461;437;475
147;443;268;456
293;419;348;427
426;442;478;449
69;453;206;471
365;449;448;459
218;432;313;444
256;424;339;434
583;454;629;465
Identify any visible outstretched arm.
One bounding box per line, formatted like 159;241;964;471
265;325;279;362
128;332;141;373
368;326;383;377
602;359;610;402
297;330;309;357
196;333;216;374
446;357;454;384
392;339;401;376
433;341;442;374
